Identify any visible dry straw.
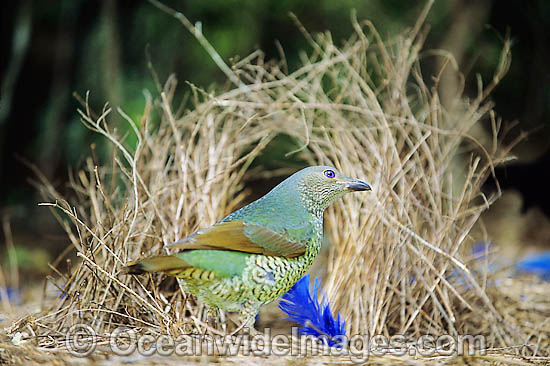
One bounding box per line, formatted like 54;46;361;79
4;1;549;363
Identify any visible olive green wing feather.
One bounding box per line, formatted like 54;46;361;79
124;250;250;278
124;255;190;274
165;220;306;258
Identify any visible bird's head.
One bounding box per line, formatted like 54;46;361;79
291;166;371;214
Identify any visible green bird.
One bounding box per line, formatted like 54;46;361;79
125;166;371;327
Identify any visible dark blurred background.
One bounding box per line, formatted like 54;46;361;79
1;0;549;286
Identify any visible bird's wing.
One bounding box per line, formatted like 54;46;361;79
166;220;306;258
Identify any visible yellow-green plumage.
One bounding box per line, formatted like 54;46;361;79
125;166;371;326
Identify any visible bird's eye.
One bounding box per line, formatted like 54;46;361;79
324;169;335;178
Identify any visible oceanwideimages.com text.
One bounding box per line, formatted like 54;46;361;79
48;324;490;362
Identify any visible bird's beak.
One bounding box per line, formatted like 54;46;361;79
343;178;372;192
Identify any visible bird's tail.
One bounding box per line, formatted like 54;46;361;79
123;255;190;274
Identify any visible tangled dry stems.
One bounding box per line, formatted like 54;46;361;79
4;3;549;363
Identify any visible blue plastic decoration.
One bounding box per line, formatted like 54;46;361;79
516;251;550;281
0;286;20;304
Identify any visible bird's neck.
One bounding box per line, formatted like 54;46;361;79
301;216;323;265
292;180;331;219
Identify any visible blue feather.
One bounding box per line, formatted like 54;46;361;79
516;251;550;281
279;274;346;347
